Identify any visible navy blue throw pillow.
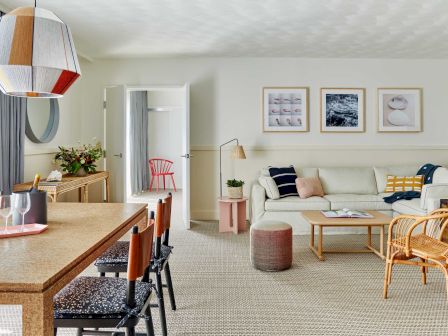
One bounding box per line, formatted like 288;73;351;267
268;166;298;198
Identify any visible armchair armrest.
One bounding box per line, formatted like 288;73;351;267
420;183;448;210
250;182;266;224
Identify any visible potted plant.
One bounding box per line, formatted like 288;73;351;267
55;142;103;176
227;179;244;199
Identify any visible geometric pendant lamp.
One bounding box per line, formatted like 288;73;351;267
0;6;81;98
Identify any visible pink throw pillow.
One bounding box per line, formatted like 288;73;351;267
295;177;324;199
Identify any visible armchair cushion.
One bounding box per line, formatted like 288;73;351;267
420;183;448;210
392;199;426;216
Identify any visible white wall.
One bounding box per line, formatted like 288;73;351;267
74;57;448;218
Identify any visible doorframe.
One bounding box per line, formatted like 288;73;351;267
125;84;191;228
103;85;127;202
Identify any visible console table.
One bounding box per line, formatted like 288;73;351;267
14;171;110;203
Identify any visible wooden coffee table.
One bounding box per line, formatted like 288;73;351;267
302;210;391;261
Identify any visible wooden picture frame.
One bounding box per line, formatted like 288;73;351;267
262;87;309;132
377;88;423;133
320;88;365;133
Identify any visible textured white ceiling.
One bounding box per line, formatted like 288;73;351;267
1;0;448;59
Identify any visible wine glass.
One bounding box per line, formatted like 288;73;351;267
0;195;13;233
14;193;31;232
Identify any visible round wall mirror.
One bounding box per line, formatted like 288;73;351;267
25;98;59;143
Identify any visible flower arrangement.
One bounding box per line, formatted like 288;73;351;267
55;141;103;176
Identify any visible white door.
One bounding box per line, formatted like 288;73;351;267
105;85;126;202
182;84;191;229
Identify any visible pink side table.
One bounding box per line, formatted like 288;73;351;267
218;197;248;234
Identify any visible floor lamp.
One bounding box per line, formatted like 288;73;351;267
219;138;246;198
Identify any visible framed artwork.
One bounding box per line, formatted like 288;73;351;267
263;87;309;132
320;88;365;133
378;88;422;132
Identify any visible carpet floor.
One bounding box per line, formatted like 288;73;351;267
2;220;448;335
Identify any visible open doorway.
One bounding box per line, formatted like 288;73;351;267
103;84;190;229
127;86;190;229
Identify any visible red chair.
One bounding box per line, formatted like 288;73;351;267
149;158;177;192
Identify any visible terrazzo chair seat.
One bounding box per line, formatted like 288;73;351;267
54;222;156;336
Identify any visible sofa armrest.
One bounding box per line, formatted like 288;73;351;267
420;184;448;210
250;182;266;223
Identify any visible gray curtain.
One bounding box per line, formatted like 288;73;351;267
0;92;26;194
130;91;150;194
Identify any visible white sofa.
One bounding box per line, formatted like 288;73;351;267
251;166;448;235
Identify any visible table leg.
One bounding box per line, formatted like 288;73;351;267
83;185;89;203
310;224;315;249
20;292;53;335
51;193;57;203
237;200;247;233
219;202;231;233
78;187;83;202
318;225;324;260
367;226;372;248
380;225;385;258
105;177;110;203
309;224;325;261
231;202;238;234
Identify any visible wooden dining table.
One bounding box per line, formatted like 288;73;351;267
0;202;148;335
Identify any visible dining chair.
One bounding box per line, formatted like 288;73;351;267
383;209;448;299
53;220;155;336
94;195;176;336
149;158;177;192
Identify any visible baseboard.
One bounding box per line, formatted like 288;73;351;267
191;210;220;220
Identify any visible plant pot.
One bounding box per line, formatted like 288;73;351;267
228;186;243;199
75;167;88;177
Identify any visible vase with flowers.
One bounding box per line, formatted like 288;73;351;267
55;142;103;176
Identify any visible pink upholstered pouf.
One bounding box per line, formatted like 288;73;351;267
250;220;292;271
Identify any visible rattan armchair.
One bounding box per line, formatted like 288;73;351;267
384;209;448;299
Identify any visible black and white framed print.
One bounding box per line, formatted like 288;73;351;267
378;88;422;132
263;87;309;132
320;88;365;133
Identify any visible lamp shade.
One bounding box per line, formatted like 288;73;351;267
232;145;246;159
0;7;81;98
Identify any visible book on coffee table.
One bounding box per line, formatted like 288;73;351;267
321;208;373;218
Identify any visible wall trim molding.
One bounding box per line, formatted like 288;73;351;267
191;145;448;151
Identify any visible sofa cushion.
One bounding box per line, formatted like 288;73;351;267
260;167;318;178
392;198;426;216
258;176;280;200
269;166;299;198
433;167;448;184
296;177;324;198
318;167;377;195
265;196;330;211
374;166;419;193
297;168;319;178
324;194;392;211
385;175;423;192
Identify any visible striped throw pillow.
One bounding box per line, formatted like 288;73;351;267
268;166;299;198
385;175;423;192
